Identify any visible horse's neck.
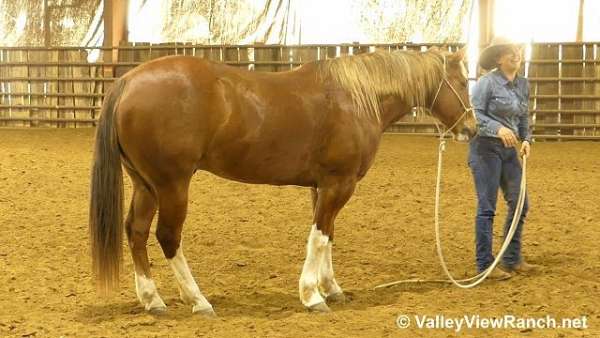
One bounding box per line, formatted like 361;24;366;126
378;94;414;131
377;54;443;131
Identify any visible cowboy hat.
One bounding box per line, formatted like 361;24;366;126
479;36;524;70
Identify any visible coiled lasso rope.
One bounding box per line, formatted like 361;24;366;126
375;138;528;289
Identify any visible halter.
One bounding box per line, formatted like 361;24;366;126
427;55;475;139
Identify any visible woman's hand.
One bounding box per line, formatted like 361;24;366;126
520;141;531;157
497;126;518;147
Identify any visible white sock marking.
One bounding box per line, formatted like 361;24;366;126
168;245;213;313
299;224;329;307
135;273;166;311
319;241;342;297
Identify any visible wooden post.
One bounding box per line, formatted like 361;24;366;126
103;0;128;77
576;0;584;42
43;0;50;46
478;0;494;49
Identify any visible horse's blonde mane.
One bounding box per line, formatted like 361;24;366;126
318;50;444;121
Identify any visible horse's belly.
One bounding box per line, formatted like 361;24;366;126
203;164;315;187
200;147;316;187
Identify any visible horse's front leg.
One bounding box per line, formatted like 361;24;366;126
309;187;345;303
318;235;345;303
300;179;355;312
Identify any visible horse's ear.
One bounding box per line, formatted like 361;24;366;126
449;46;467;62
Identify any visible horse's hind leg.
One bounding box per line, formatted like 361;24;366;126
124;178;166;314
300;179;355;312
155;179;215;316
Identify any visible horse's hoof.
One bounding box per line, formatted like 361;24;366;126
307;302;331;313
326;292;346;304
148;306;167;316
193;306;217;318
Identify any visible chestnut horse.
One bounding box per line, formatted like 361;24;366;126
89;47;476;315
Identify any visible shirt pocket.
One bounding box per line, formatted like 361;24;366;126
489;96;515;117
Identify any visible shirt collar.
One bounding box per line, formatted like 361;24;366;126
492;69;521;86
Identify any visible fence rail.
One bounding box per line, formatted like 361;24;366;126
1;42;600;139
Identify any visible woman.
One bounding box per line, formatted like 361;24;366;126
470;37;540;280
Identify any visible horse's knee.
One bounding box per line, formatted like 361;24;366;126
156;227;180;259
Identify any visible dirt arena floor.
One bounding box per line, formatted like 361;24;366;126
0;129;598;337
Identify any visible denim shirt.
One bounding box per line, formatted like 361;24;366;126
471;70;531;142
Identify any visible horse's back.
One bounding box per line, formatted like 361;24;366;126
115;55;329;186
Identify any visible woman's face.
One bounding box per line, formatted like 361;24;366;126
497;45;522;72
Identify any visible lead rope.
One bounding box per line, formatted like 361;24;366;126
375;54;527;288
375;141;528;289
433;141;527;288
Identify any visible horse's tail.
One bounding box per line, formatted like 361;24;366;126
89;79;126;294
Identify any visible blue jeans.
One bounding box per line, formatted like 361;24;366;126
468;136;529;272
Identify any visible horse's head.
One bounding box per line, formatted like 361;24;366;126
429;47;477;142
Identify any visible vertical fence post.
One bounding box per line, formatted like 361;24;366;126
530;43;560;139
563;44;584;137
